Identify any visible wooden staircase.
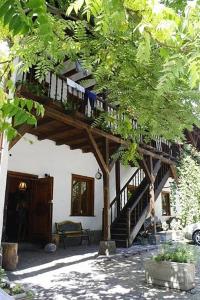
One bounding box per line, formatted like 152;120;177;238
110;162;171;247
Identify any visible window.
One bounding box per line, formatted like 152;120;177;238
162;192;171;216
71;174;94;216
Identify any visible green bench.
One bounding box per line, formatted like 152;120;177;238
55;221;90;248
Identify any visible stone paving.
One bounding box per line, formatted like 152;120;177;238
6;244;200;300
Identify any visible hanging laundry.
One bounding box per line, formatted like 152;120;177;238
84;89;97;109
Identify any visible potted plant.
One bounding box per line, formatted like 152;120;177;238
144;243;196;291
0;268;33;299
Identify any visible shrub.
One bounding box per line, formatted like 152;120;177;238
153;243;197;263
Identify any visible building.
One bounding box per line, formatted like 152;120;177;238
0;65;180;250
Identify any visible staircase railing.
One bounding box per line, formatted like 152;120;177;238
126;163;170;246
110;168;146;225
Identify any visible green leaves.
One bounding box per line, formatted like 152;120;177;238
0;0;30;36
171;145;200;226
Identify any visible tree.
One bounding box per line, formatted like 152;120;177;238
1;0;200;152
0;0;77;141
66;0;200;144
171;145;200;226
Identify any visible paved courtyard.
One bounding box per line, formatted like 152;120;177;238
7;244;200;300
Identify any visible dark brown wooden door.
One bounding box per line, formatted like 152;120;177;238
30;177;53;243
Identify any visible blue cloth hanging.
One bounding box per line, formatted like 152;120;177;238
84;89;97;109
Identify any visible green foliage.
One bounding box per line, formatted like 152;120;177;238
2;0;200;153
66;0;200;146
153;243;197;264
171;145;200;226
11;283;24;295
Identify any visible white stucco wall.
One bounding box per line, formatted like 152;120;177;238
8;133;137;232
0;137;9;241
7;133;178;233
8;134;104;231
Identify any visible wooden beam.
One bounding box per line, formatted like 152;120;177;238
85;128;109;175
37;125;74;140
69;70;92;82
186;130;197;147
138;146;175;166
44;105;127;146
70;138;103;150
153;159;161;178
56;133;86;146
9;124;33;150
31;119;58;132
139;157;151;183
170;164;178;183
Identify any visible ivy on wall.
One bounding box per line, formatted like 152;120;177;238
171;145;200;226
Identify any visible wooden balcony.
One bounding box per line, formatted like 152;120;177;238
12;71;180;165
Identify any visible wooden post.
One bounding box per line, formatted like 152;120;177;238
85;130;111;242
149;182;156;235
115;159;121;216
103;172;110;240
103;138;110;241
149;157;161;235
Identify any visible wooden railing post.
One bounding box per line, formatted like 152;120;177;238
127;208;131;247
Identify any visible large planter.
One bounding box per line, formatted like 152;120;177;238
0;288;14;299
144;260;195;291
0;288;27;300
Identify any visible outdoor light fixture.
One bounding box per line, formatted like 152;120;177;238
95;169;102;180
18;181;27;191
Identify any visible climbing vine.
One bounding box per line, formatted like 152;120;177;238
171;145;200;226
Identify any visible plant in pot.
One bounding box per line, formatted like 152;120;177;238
144;243;197;291
0;267;33;299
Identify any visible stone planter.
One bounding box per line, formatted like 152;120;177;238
0;288;14;299
144;260;195;291
13;293;27;299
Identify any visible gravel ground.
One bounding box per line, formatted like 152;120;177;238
6;244;200;300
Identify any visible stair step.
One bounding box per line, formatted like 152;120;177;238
111;234;128;238
115;239;129;248
111;228;127;234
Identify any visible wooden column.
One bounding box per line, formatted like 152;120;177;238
103;171;110;240
149;182;156;234
102;138;110;241
115;159;121;216
149;157;161;235
86;129;111;241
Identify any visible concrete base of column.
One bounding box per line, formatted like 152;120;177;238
98;240;116;256
148;234;160;245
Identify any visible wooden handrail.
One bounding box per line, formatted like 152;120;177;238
110;168;140;207
129;183;149;214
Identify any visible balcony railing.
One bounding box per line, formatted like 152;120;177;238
18;70;180;159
